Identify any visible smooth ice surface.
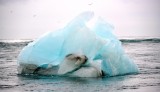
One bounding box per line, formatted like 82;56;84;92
18;11;138;76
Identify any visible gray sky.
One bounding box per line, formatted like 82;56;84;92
0;0;160;39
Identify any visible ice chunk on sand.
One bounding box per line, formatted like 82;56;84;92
18;11;138;76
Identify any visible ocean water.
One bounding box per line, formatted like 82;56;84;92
0;38;160;92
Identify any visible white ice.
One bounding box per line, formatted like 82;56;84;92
18;11;138;76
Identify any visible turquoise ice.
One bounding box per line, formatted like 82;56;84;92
18;11;138;76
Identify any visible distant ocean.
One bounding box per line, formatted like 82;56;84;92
0;37;160;92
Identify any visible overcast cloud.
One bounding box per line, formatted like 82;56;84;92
0;0;160;39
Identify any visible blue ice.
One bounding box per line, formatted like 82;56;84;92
18;11;138;76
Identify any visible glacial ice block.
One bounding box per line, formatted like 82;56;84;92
18;11;138;76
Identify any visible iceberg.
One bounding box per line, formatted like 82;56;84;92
17;11;138;77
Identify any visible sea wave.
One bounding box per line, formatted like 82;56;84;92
0;38;160;47
120;38;160;43
0;40;32;47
